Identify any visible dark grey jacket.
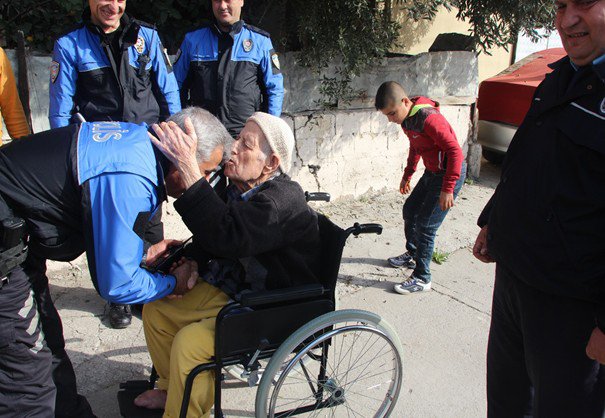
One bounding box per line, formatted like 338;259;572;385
478;56;605;331
175;174;321;298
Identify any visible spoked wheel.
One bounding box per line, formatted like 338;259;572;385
255;310;403;417
225;354;314;385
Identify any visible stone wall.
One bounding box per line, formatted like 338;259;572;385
3;50;479;198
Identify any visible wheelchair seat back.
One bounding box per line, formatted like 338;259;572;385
316;214;348;296
215;213;348;361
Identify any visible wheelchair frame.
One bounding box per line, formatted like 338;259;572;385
118;197;403;418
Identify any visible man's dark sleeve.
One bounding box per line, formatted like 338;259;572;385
596;306;605;334
173;179;284;258
478;193;496;228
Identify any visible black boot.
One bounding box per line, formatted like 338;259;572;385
108;303;132;329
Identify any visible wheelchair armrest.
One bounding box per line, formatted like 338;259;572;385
239;284;326;307
346;222;383;236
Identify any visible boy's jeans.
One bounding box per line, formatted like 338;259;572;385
403;162;466;283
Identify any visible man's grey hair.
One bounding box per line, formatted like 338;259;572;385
167;107;233;162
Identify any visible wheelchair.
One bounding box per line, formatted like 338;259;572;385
118;192;404;417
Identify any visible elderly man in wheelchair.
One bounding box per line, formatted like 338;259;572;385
120;112;403;418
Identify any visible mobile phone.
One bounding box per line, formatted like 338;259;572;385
147;236;192;274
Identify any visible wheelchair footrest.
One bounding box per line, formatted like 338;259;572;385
117;380;164;418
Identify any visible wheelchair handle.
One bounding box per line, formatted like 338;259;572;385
305;192;331;202
349;222;383;236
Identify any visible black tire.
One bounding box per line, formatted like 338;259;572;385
482;149;505;164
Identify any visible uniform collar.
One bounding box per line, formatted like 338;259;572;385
592;54;605;85
212;19;245;36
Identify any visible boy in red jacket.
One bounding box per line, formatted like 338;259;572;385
376;81;466;294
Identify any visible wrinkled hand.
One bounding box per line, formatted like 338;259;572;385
439;192;454;211
170;259;198;298
146;239;183;266
399;177;411;194
149;118;202;190
586;327;605;365
473;225;494;263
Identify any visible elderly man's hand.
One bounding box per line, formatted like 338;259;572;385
586;327;605;365
149;118;203;190
170;259;198;297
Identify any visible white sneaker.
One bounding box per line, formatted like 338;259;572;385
393;277;431;295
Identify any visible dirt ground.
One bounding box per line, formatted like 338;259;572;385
46;161;502;417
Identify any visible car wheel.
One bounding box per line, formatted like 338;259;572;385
482;149;505;164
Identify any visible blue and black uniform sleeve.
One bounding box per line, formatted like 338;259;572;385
87;171;176;304
49;37;78;129
149;30;181;120
260;38;284;116
173;33;192;105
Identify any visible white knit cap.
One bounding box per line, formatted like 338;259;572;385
247;112;295;173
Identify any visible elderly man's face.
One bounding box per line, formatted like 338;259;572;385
225;121;271;188
555;0;605;66
89;0;126;33
165;145;224;197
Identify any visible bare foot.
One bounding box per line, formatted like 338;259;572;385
134;389;167;410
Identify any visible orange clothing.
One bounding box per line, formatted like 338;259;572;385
0;47;30;141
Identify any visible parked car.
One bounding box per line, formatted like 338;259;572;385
477;48;567;163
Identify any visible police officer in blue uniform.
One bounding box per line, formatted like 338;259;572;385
49;0;181;129
0;108;230;417
50;0;182;330
174;0;284;137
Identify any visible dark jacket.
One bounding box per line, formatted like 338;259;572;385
173;20;284;136
49;13;181;128
174;174;321;298
478;56;605;331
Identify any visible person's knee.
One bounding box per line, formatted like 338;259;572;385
171;323;214;366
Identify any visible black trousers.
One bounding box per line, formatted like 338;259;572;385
30;255;95;418
487;264;605;418
0;256;55;417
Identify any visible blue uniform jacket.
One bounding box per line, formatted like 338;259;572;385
77;122;175;303
0;121;176;304
49;13;181;129
174;21;283;136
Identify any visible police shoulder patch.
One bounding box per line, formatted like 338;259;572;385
50;61;60;83
600;97;605;114
271;53;280;70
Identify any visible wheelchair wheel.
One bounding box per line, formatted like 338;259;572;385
255;309;403;417
225;354;313;385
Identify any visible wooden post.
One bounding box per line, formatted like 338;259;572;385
16;31;33;132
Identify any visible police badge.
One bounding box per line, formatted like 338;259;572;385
50;61;60;84
135;36;146;54
243;39;253;52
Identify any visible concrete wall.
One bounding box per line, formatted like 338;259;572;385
4;49;479;199
392;5;513;81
